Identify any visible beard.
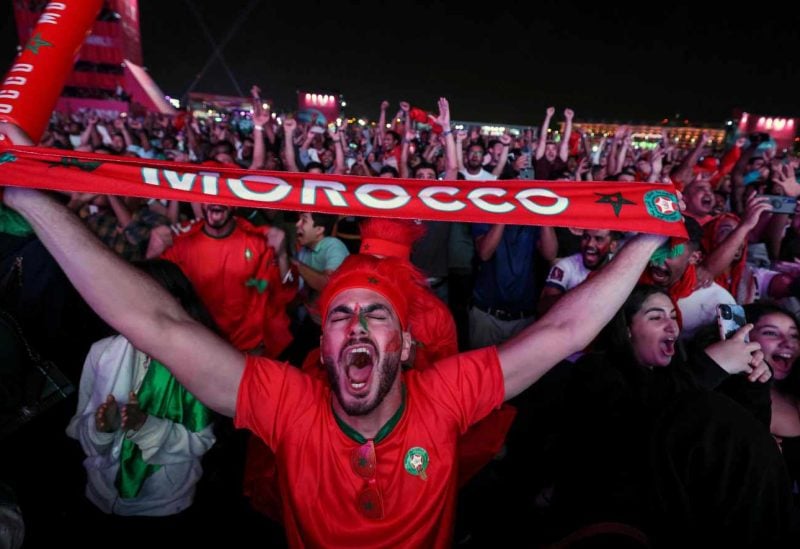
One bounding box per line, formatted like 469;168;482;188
203;205;233;228
323;349;401;417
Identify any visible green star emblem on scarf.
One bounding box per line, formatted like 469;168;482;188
26;33;53;55
46;157;103;172
0;152;17;165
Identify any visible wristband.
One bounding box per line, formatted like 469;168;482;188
442;129;452;136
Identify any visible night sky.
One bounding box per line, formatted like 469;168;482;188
1;1;797;126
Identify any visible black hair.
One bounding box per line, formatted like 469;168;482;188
551;168;572;180
379;166;399;178
744;302;800;396
309;213;338;236
412;161;437;177
598;284;672;354
212;141;234;156
304;161;325;173
466;142;486;155
744;302;798;327
133;259;220;334
386;131;401;145
683;216;704;251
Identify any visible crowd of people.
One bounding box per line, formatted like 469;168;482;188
1;90;800;548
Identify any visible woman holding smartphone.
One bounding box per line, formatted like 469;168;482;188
745;303;800;486
548;285;789;547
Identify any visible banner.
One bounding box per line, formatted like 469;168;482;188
1;0;104;141
0;144;687;237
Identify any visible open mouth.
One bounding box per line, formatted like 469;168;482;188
648;265;671;286
700;196;714;209
660;337;676;358
342;343;377;395
206;206;230;224
771;352;795;376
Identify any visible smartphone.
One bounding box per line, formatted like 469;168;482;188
762;194;797;214
717;304;748;341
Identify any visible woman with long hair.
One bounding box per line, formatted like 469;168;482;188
550;285;790;547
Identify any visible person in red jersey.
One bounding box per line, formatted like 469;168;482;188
2;119;668;548
161;203;294;357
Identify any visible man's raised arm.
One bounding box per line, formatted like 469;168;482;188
1;124;244;416
498;232;667;399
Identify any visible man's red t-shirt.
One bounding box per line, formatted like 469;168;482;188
162;218;289;354
235;347;505;548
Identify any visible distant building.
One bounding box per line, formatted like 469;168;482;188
14;0;174;116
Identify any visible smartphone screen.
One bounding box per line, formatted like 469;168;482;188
763;194;797;214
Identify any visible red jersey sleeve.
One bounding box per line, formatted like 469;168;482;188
413;346;505;435
234;355;325;449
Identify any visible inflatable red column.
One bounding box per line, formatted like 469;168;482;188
0;0;104;142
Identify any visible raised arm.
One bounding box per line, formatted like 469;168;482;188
647;146;666;183
4;185;244;416
433;97;458;180
281;118;300;173
249;111;270;169
672;132;709;189
329;125;346;175
475;224;506;261
1;124;243;416
491;133;511;177
399;127;414;179
499;232;667;399
166;200;180;224
455;129;467;172
606;127;624;177
615;129;631;175
559;108;574;162
375;100;389;148
698;193;771;283
127;118;151;153
106;194;133;229
114;117;133;148
537;225;558;262
535;107;555;160
394;102;409;134
77;114;101;152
